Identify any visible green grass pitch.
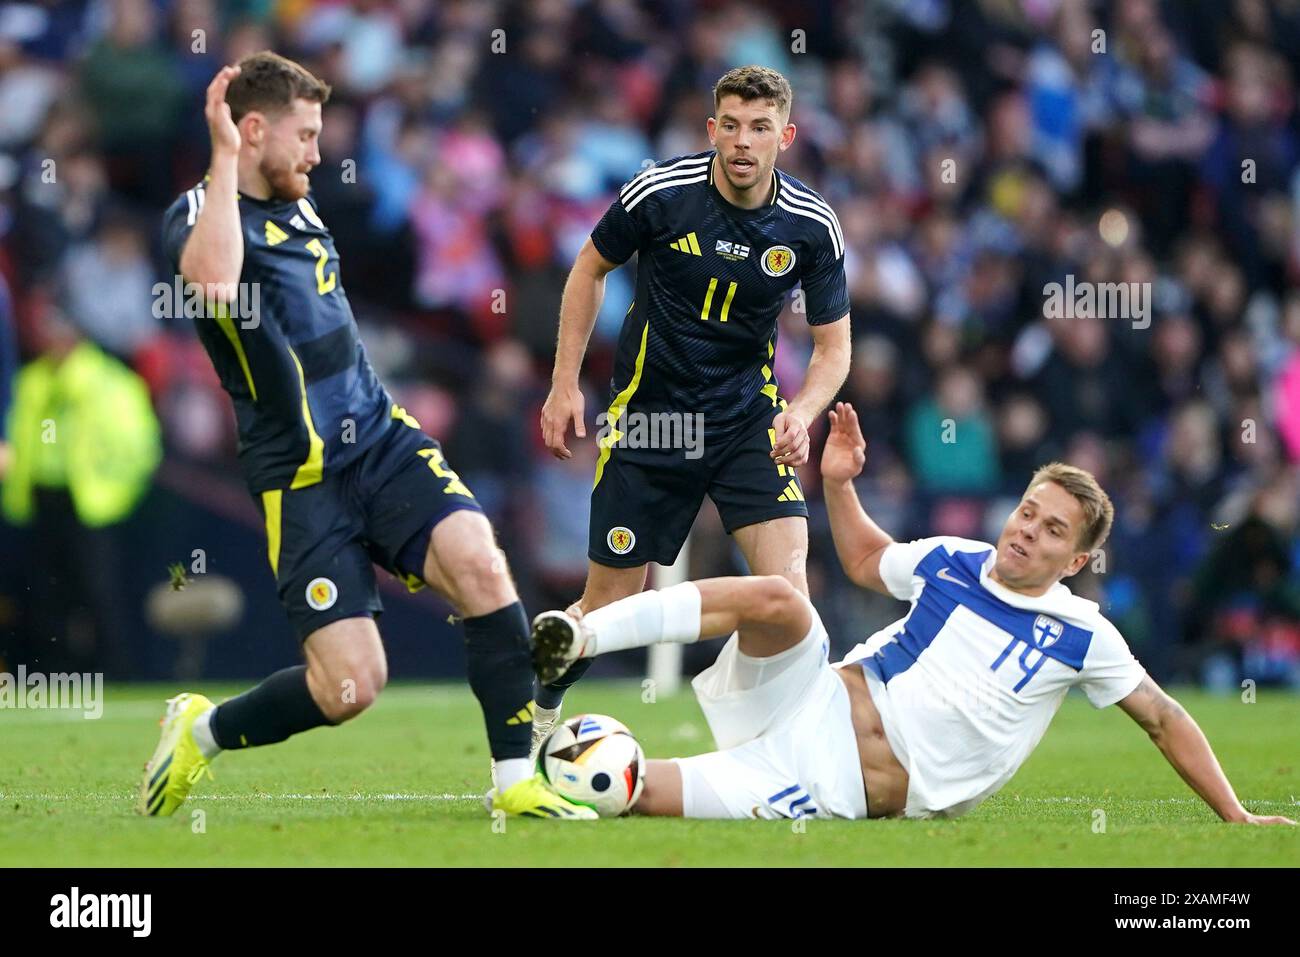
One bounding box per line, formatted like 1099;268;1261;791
1;682;1295;866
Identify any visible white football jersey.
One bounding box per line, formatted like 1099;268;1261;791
839;536;1145;819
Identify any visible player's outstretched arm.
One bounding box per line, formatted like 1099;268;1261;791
772;313;850;468
821;402;895;595
541;238;620;459
179;65;245;301
1117;675;1296;825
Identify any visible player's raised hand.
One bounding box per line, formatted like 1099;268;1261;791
541;381;586;459
770;409;810;467
205;65;242;156
821;401;867;482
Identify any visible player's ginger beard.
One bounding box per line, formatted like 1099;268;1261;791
235;99;320;202
258;156;313;202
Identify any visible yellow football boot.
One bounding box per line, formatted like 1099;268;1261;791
490;773;598;819
138;693;216;816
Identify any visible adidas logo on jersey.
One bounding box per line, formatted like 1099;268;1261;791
264;221;290;246
669;232;702;255
715;239;751;261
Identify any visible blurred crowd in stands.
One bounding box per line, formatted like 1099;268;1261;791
0;0;1297;686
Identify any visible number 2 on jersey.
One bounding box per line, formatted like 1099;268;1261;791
304;238;337;295
700;277;738;321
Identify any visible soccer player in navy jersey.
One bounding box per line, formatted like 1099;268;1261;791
140;53;592;819
536;66;852;744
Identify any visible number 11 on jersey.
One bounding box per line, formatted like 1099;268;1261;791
701;277;738;321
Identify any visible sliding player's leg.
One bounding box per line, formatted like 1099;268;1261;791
635;754;829;820
536;576;865;820
634;760;685;816
538;439;704;742
532;574;812;685
531;561;648;752
634;581;865;820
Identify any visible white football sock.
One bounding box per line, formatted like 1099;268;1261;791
582;582;702;656
190;707;221;759
494;757;532;791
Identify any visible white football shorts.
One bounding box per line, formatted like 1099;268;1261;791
674;608;869;820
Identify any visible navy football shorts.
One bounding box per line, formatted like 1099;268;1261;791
257;419;482;641
588;405;808;568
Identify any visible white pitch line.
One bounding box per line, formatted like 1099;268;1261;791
1005;796;1298;805
1;688;496;724
0;791;480;802
1;792;1293;806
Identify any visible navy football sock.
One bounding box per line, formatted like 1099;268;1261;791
463;602;534;760
535;657;594;710
210;665;333;749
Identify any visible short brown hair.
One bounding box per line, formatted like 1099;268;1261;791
227;51;331;123
1025;462;1115;552
713;65;792;120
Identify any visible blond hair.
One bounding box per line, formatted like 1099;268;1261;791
713;65;793;120
1025;462;1114;552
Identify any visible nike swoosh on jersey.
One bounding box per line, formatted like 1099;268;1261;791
936;567;969;588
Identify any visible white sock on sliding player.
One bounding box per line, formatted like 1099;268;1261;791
581;582;702;656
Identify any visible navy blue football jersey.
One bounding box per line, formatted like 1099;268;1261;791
590;149;849;433
162;181;396;494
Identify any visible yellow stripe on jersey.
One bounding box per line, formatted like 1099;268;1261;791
687;232;701;255
212;304;258;401
286;346;325;489
759;338;785;408
767;428;788;477
262;489;282;576
593;318;650;490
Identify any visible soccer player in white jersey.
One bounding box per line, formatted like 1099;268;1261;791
531;402;1296;824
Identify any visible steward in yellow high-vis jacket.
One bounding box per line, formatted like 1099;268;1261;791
2;338;160;527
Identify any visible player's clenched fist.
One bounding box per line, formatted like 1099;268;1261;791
541;381;586;459
820;401;866;483
206;65;242;156
770;409;810;467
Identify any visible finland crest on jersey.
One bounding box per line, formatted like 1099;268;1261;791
1033;614;1065;648
839;536;1146;820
